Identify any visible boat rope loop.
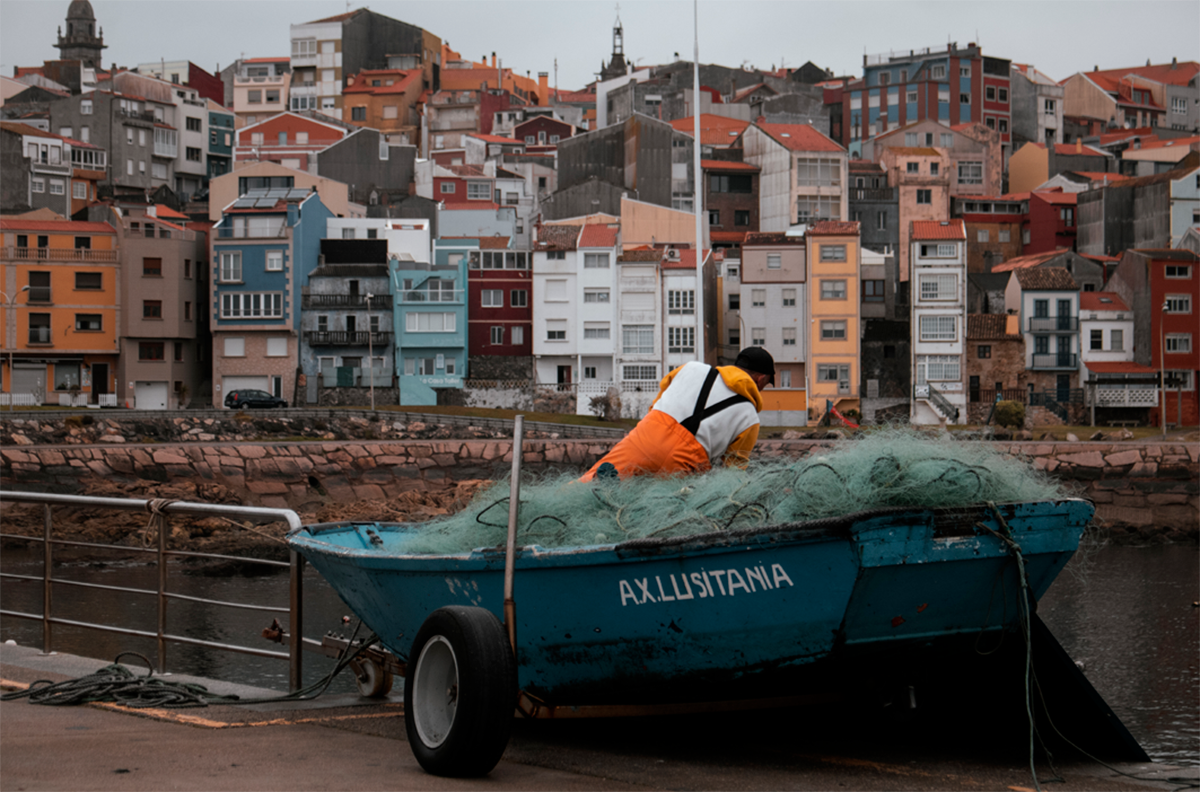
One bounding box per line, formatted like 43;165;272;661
141;498;177;548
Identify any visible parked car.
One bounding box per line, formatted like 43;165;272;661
224;389;288;409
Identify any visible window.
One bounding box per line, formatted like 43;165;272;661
184;302;192;320
917;354;959;382
960;65;971;77
73;181;88;200
139;342;164;360
977;345;991;359
708;210;720;226
930;162;939;176
1060;208;1075;226
186;147;202;162
1165;295;1191;313
907;90;918;103
622;325;654;354
1111;329;1123;351
986;86;996;101
1165;334;1191;353
709;174;754;193
767;254;781;270
999;229;1011;243
623;365;658;381
49;180;65;195
224;337;245;357
491;326;504;345
918;243;958;258
820;245;847;262
797;195;840;222
728;329;740;346
143;300;163;319
143;257;162;277
221;292;283;318
405;312;456;332
1023;228;1031;245
75;314;102;331
1044;99;1056;115
751;327;766;346
919;315;957;341
905;133;918;147
266;250;283;271
584;323;611;340
667;327;695;353
247;89;262;104
1165;370;1194;390
986;117;996;129
668;290;695;314
782;288;796;307
31;178;44;194
75;272;101;290
583;289;610;303
584;253;609;268
751;289;766;307
511;326;524;345
782;328;796;346
977;229;990;243
820;280;847;300
795;157;841;188
545;279;567;301
1165;265;1192;279
351;107;366;121
931;64;946;80
817;364;851;387
916;189;932;204
735;210;750;226
1090;329;1104;350
960;93;971;105
728;293;740;310
466;181;490;200
440;182;456;194
220;251;242;282
820;321;846;340
81;99;93;115
998;88;1008;103
919;273;957;300
863;280;885;302
185;116;202;132
510;289;528;307
958;162;983;185
907;161;919;174
545;320;566;341
482;289;504;307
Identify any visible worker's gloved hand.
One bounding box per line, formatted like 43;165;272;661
595;462;619;481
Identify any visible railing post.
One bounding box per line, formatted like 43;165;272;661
42;503;52;655
289;549;304;693
157;510;168;675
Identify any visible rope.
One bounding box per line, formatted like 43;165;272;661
141;498;176;548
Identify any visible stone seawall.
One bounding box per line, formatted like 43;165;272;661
2;439;1196;541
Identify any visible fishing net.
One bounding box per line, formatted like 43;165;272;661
399;429;1068;555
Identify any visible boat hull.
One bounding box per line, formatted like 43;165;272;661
289;499;1092;705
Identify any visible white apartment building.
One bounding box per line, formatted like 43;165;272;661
910;220;967;425
740;122;848;233
289;19;343;118
741;233;808;395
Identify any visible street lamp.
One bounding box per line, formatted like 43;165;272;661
1;286;30;412
366;292;375;411
1160;298;1169;438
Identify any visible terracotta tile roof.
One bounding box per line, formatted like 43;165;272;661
153;204;189;219
889;147;942;156
0;219;114;234
1014;266;1077;291
1048;142;1110;157
744;232;806;246
911;220;966;240
1067;171;1128;183
1130;135;1200;150
754;122;844;153
1079;292;1130;312
534;224;581;251
1078;252;1120;263
1031;190;1077;205
553;89;597;104
618;249;663;262
467;133;522;144
1096;127;1155;145
440;201;500;211
344;70;421;95
731;82;769;102
968;314;1022;340
578;224;619;248
710;231;747;244
1084;361;1158;374
849;160;885;172
808;220;860;236
441;235;511;249
1075;62;1200;91
662;248;711;269
991;248;1071;273
242;56;289;64
700;159;759;172
670;114;751;146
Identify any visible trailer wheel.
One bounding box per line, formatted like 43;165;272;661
404;606;515;777
350;657;393;698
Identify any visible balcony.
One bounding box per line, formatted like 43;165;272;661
1027;315;1078;332
31;161;72;177
306;331;393;347
237;74;287;85
849;187;895;201
302;294;393;309
216;224;287;239
1031;352;1078;370
5;247;118;263
118;107;156;124
398;289;464;304
28;327;52;345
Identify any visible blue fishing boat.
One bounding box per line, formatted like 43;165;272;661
288;496;1100;776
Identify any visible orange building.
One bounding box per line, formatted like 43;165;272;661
1;218;119;405
806;220;862;422
343;68;423;145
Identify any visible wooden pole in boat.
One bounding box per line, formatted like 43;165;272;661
503;414;524;654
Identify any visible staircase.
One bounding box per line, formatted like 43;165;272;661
914;383;959;423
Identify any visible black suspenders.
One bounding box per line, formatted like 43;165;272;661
679;366;749;436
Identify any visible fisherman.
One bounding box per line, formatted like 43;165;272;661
580;347;775;481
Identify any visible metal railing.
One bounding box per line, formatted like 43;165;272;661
1028;316;1078;332
305;330;392;347
0;491;307;692
914;382;959;422
302;294;393;309
1031;352;1078;369
6;247;118;263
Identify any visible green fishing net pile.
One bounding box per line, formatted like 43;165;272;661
400;429;1068;555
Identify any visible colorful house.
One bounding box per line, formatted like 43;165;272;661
806;221;862;423
393;239;469;404
910;219;967;425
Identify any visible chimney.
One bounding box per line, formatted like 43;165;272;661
538;71;549;105
491;52;497;68
1075;139;1082;153
1172;57;1178;68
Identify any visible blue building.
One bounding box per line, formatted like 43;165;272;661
209;187;332;407
391;238;470;405
207;100;235;182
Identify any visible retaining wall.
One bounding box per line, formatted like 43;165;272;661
2;439;1195;541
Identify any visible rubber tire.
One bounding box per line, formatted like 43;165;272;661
404;606;515;777
352;657;394;698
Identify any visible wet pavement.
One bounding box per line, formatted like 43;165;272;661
2;642;1196;792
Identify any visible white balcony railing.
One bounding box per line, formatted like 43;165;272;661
1093;386;1159;407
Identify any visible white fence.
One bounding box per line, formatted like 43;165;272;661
0;393;38;407
1092;385;1159;408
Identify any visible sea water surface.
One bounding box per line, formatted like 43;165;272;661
1;542;1196;764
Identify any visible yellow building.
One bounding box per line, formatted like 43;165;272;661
806;220;861;423
0;218;119;405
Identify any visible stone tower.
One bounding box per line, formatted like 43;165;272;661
598;11;629;82
56;0;106;69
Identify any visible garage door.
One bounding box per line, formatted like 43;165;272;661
134;381;169;411
221;376;269;408
11;365;46;403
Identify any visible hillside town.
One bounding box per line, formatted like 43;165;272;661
1;1;1198;429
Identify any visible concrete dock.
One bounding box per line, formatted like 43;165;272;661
2;641;1194;791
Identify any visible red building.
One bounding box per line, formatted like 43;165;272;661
1108;249;1200;426
233;112;348;170
513;116;575;153
1025;189;1077;255
463;237;532;378
703;159;760;250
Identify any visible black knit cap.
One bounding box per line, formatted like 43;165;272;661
734;346;775;385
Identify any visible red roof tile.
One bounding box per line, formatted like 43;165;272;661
710;231;747;244
534;224;582;251
991;248;1071;272
1078;252;1120;263
467;133;523;144
968;314;1022;340
808;220;860;236
1031;190;1077;205
670;114;751;146
153;204;189;220
1068;171;1128;183
578;224;619;248
910;220;966;240
1084;361;1158;374
1079;292;1130;312
744;232;806;246
700;159;759;172
1014;266;1077;291
0;219;114;233
344;69;421;96
441;201;500;211
1130;135;1200;150
662;248;711;269
754;122;844;153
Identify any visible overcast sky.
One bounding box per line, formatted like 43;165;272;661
2;0;1198;92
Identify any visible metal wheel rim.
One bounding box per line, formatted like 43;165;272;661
412;635;458;748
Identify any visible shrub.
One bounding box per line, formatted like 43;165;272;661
993;400;1026;429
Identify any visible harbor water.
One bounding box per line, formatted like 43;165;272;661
1;542;1196;765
